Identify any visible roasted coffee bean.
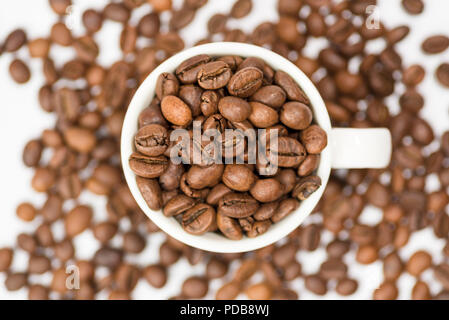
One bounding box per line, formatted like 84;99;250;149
271;198;299;223
197;61;232;90
218;96;252;122
9;59;31;84
136;176;163;211
206;183;232;205
227;67;263;98
402;64;425;87
275;169;297;194
218;193;259;218
200;91;219;116
274;70;309;103
248;102;279;128
292;176;321;200
93;247;123;270
268;136;306;167
156;73;179;100
222;164;256;192
422;35;449;54
336;278;358;296
250;85;286;109
373;282;398;300
179;85;203;117
182;203;216;235
407;251;432;276
4;29;27;52
402;0;424;14
280;102;312;130
182;276;208;298
217;213;243;240
230;0;252;19
300;125;327;154
250;178;284;203
163;194;196;217
304;275;327;295
65;205;92;238
436;63;449;88
143;265;167;288
161;95;192;126
186;164;224;189
129;153;168;178
297;154;319;176
176;54;211;84
207;13;227;34
135;124;168;156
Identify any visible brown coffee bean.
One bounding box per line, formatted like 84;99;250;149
65;205;92;238
182;276;208;298
217;213;243;240
218;96;252;122
422;35;449;54
129;153;168;178
245;282;272;300
282;102;313;130
365;181;390;208
142;264;167;288
271;198;299;223
135;124;168;157
250;178;284;203
274;70;309;103
5;273;27;291
356;245;378;264
28;38;50;58
412;281;431;300
268;136;306;167
216;281;240;300
186;164;224;189
182;203;216;235
208;13;227;34
93;247;123;269
161;95;192;126
9;59;31;84
250;85;286;109
407;251;432;276
218;193;259;218
373;282;398;300
248;102;279;128
336;278;358;296
436;63;449;88
64;126;96;153
28;284;49;300
292;176;321;201
230;0;252;19
300;125;327;154
197;61;232;90
222;164;256;192
383;252;403;281
297;154;319;176
402;0;424;14
3;29;27;52
0;248;13;272
227;67;263;98
304;275;327;295
206;183;232;205
28;254;51;274
176;54;211;84
136;176;163;210
402;64;425;87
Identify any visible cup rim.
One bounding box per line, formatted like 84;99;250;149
121;42;332;253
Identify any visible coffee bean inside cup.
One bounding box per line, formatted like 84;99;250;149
130;54;327;239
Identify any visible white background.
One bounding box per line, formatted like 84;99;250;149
0;0;448;300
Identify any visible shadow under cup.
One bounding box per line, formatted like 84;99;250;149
121;42;332;253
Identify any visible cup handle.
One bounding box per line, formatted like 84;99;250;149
330;128;392;169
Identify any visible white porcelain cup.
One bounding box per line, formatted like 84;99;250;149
121;42;392;253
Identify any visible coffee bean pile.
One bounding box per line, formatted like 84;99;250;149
1;0;449;300
130;54;327;238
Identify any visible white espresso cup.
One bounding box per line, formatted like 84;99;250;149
121;42;392;253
